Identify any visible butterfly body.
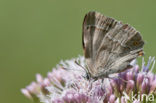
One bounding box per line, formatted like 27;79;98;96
82;11;144;79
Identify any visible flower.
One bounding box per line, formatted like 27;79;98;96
21;56;156;103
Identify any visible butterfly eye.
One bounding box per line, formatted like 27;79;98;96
133;41;139;46
85;72;91;80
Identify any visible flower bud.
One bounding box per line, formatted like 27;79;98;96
126;80;134;95
109;94;116;103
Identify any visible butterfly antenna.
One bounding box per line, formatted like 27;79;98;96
75;60;86;71
62;66;83;72
75;60;92;80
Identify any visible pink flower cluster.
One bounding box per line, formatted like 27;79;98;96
21;56;156;103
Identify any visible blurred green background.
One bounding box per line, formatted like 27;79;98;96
0;0;156;103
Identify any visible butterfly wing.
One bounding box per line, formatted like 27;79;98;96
82;11;144;78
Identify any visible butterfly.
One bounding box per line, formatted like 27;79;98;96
82;11;144;80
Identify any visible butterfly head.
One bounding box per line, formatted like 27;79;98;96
85;72;91;80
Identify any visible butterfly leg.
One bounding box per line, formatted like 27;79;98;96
88;79;96;92
75;60;86;70
101;78;105;88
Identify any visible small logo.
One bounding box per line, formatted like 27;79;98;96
123;92;154;102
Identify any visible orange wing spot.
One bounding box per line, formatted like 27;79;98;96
138;51;144;56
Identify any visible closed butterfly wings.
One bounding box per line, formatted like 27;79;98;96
82;11;144;79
